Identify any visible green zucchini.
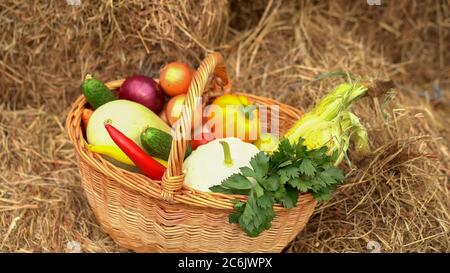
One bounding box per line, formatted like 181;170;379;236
141;127;192;161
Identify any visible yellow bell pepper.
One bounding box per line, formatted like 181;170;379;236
207;94;260;143
88;144;168;168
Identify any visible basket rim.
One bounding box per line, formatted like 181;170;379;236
66;87;315;211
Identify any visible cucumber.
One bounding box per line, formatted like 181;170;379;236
141;127;192;161
81;74;117;109
185;143;192;158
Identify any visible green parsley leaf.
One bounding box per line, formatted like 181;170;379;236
308;146;328;160
232;199;245;210
237;190;276;237
299;158;316;176
229;212;241;223
312;187;334;202
249;152;269;180
275;185;298;208
295;139;307;157
278;160;293;168
289;177;311;192
239;166;257;179
278;166;300;179
209;185;234;194
260;174;280;192
254;183;264;198
325;166;344;181
277;139;295;156
221;174;253;190
256;192;274;209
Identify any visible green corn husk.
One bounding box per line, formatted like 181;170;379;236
285;82;370;164
341;111;370;155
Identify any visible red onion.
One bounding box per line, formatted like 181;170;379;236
119;75;165;113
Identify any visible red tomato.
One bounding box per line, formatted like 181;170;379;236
191;127;215;150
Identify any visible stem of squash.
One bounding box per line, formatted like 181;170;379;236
219;141;233;167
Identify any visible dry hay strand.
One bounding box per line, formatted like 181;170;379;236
0;0;449;252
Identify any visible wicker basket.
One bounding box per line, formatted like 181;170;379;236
66;52;317;252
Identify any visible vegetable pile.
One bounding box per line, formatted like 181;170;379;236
80;60;370;237
209;79;370;236
81;61;197;180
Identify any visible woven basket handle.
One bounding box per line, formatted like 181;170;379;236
161;52;230;200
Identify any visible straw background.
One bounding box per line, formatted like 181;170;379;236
0;0;448;252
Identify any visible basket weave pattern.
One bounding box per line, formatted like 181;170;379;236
66;53;317;252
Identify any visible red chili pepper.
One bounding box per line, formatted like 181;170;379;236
104;124;166;180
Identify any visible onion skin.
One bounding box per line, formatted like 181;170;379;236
165;94;186;126
159;62;194;97
165;94;203;129
119;75;165;114
159;103;169;124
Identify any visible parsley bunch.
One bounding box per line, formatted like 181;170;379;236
209;138;344;237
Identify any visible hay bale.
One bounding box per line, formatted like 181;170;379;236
0;0;448;252
224;0;449;252
0;0;228;252
0;0;229;111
